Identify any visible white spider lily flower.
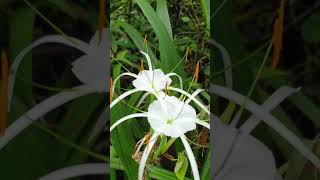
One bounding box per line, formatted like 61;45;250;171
110;93;210;180
210;84;320;168
147;95;197;138
0;29;108;149
110;51;183;108
8;28;109;108
213;115;276;180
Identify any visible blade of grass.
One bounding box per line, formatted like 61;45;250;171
136;0;184;76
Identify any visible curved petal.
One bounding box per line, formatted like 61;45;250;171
110;87;169;115
112;72;141;95
166;72;183;90
211;39;233;89
88;108;108;142
185;89;204;105
213;117;276;180
8;35;89;109
168;87;210;114
110;113;160;132
110;89;141;108
240;86;300;134
180;135;200;180
38;163;109;180
138;132;159;180
0;85;95;149
210;83;320;168
196;119;210;129
140;51;153;78
137;92;151;107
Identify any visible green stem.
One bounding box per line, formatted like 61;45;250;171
32;121;108;162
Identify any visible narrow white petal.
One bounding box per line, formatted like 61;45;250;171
210;84;320;168
137;92;151;107
8;35;89;109
168;87;210;114
138;133;159;180
38;163;109;180
211;39;233;89
140;51;153;80
110;89;141;108
110;113;157;132
88;108;108;142
112;72;141;95
166;72;183;90
240;86;300;134
140;51;153;72
180;135;200;180
196;119;210;129
0;85;95;149
185;89;204;105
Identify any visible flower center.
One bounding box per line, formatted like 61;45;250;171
166;119;174;125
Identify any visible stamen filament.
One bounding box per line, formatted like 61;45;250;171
0;50;8;135
98;0;106;44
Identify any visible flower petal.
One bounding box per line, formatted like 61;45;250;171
38;163;109;180
210;83;320;168
138;133;159;180
211;39;233;89
8;35;89;109
213;116;276;180
180;135;200;180
140;51;153;76
110;113;159;132
0;85;95;149
110;89;141;108
196;119;210;129
165;72;183;90
240;86;300;134
168;87;210;114
113;72;141;94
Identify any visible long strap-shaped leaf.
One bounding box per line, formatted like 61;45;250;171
136;0;184;76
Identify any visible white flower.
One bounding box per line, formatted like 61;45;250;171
213;115;276;180
1;29;108;149
147;95;196;138
110;93;210;180
132;69;172;92
110;51;182;109
8;28;109;108
71;28;108;92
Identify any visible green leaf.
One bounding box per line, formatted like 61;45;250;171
156;0;173;39
181;16;190;22
200;0;210;34
1;96;56;179
118;21;158;64
54;94;103;166
174;152;189;180
111;104;138;180
302;12;320;43
289;92;320;128
201;152;210;179
9;5;35;105
136;0;184;76
220;102;236;124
